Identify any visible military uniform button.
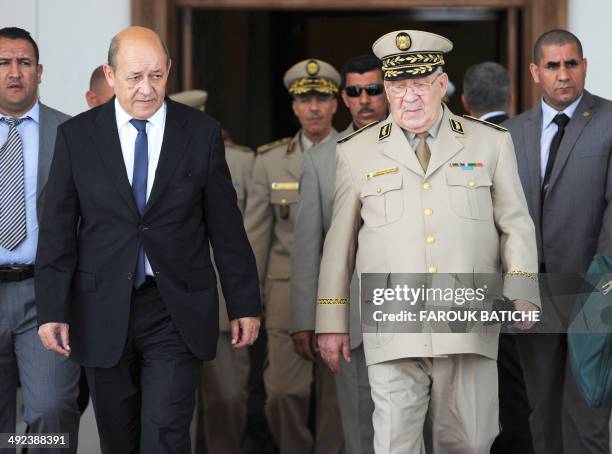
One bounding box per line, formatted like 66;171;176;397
428;266;437;273
426;235;435;244
468;180;476;188
281;198;288;204
376;187;381;193
424;208;433;216
422;182;431;190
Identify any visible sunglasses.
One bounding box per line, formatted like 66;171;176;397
344;83;384;97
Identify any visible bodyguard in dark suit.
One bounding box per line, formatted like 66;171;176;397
0;27;80;454
35;26;261;454
462;61;534;454
504;29;612;454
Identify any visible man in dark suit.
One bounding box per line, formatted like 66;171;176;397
461;61;511;125
0;27;80;454
462;61;534;454
504;29;612;453
35;26;261;454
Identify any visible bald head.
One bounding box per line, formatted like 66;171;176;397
103;26;171;119
107;26;169;70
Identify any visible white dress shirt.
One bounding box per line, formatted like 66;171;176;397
539;95;582;182
114;98;167;276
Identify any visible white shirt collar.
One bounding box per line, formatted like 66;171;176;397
480;111;506;122
0;100;39;124
541;94;582;129
114;98;166;130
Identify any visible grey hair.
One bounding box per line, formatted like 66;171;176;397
462;62;511;113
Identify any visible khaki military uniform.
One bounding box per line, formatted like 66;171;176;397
191;142;254;454
316;108;539;453
245;131;344;454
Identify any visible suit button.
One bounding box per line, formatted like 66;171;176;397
428;266;437;273
424;208;433;216
127;273;133;280
422;182;431;190
139;225;149;231
426;235;435;244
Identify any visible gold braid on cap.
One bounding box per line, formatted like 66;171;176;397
382;53;445;79
289;77;339;95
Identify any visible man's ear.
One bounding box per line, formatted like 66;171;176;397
529;62;540;84
103;64;115;88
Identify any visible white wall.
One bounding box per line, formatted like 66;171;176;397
569;0;612;100
0;0;130;116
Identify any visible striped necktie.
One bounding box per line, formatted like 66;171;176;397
0;117;27;251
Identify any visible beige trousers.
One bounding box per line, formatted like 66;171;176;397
368;354;499;454
190;332;250;454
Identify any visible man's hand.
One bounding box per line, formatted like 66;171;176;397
512;299;540;330
291;330;317;362
38;323;71;357
317;333;350;374
231;316;261;349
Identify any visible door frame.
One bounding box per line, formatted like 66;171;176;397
132;0;567;109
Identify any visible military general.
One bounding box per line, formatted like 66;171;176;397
315;30;540;453
244;59;343;454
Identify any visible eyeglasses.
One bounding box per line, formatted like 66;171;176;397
344;83;384;97
386;73;442;98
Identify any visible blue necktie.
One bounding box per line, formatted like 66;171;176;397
130;119;148;288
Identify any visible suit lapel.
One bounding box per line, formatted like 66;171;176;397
426;109;464;177
545;91;594;196
143;99;190;216
92;100;140;218
524;107;543;219
379;116;424;177
37;103;55;203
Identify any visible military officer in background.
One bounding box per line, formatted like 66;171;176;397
244;59;344;454
173;90;254;454
289;53;387;454
315;30;540;453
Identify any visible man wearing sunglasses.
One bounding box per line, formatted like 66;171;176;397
315;30;539;453
244;58;344;454
290;54;387;454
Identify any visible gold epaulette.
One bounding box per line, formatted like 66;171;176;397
226;142;253;153
462;115;508;132
257;137;291;154
337;121;380;144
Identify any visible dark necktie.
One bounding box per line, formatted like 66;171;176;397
130;119;148;288
542;113;570;196
0;117;27;251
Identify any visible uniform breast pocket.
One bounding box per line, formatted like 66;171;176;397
270;188;299;221
360;173;404;227
446;169;493;220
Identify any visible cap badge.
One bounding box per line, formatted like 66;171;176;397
395;32;411;51
306;60;320;76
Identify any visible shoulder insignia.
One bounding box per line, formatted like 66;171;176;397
462;115;508;132
378;123;392;141
337;121;380;144
449;118;465;134
285;140;296;155
257;137;291;154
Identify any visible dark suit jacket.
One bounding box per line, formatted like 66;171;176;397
504;90;612;274
37;102;70;220
484;113;509;125
35;98;261;367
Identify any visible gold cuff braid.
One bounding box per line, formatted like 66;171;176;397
317;298;348;305
506;270;539;283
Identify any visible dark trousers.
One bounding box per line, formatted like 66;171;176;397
516;333;610;454
85;282;201;454
491;334;534;454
